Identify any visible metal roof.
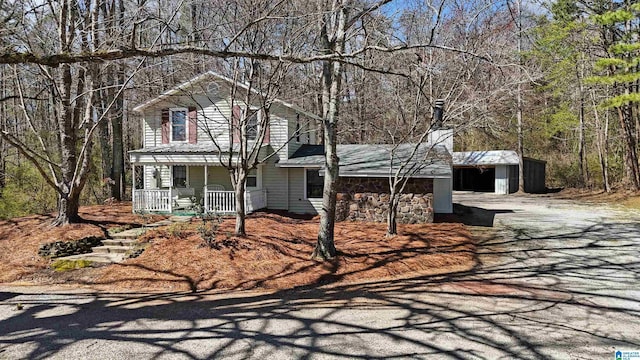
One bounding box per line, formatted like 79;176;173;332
280;144;452;179
453;150;520;166
128;143;267;154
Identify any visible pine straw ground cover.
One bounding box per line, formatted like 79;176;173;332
0;205;475;292
0;203;165;284
96;212;475;292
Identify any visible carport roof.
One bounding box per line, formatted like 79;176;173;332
453;150;520;166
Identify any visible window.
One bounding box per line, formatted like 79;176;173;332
305;169;323;199
247;169;257;188
171;108;187;142
246;109;258;140
173;166;187;188
295;114;301;143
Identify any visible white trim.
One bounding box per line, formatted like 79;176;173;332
303;167;323;200
246;165;262;190
169;107;189;143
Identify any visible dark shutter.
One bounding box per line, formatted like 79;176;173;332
188;106;197;144
232;105;241;144
161;108;169;144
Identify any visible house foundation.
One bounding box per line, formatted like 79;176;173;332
335;177;434;224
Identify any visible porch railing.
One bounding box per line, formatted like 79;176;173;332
133;187;268;214
133;188;173;212
203;186;267;214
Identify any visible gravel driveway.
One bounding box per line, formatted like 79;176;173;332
1;192;639;359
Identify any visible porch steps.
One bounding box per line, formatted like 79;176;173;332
55;215;194;265
59;253;125;264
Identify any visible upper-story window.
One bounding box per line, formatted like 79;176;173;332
171;108;188;142
245;109;258;141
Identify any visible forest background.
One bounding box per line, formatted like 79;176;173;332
0;0;638;220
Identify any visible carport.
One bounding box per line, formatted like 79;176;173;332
453;150;546;194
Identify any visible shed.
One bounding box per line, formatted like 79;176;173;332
452;150;546;194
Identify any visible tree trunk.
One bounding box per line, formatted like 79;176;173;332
53;190;82;226
516;0;525;193
617;104;640;190
387;192;398;237
233;169;247;237
111;65;125;201
312;2;346;261
592;90;611;192
578;67;588;187
111;0;126;201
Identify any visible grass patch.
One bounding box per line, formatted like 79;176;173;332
51;259;93;272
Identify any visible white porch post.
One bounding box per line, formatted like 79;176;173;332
204;165;209;212
169;165;174;213
132;165;136;211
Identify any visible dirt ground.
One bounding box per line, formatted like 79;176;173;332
553;188;640;209
0;205;475;292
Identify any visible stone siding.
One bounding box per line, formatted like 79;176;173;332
335;177;434;224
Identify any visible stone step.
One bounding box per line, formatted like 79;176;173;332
92;245;131;254
102;238;137;247
57;253;125;264
109;228;147;239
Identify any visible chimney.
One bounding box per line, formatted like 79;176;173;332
428;99;453;154
433;99;444;129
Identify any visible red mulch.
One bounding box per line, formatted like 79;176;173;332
0;205;475;292
0;203;165;284
96;212;475;292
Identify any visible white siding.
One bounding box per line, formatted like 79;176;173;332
268;113;290;159
495;165;509;194
288;168;322;214
433;177;453;213
262;157;289;210
196;95;232;148
143;110;160;147
144;165;170;188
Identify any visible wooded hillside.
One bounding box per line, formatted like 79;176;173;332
0;0;638;221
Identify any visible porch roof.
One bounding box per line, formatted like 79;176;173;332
129;144;234;165
278;144;452;179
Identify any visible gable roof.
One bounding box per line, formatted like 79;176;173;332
279;144;452;179
132;71;321;121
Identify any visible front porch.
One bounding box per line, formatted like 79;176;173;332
131;164;267;214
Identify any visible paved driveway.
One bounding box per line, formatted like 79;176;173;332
1;193;640;359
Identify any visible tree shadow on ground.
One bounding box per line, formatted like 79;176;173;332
2;211;640;359
435;203;513;227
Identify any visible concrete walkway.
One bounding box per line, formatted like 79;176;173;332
1;194;639;359
59;216;192;264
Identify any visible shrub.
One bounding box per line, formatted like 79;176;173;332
197;211;222;249
167;222;190;238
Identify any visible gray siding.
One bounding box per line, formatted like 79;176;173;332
288;168;322;214
262;157;289;210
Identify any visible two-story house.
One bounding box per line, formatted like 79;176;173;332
130;71;455;223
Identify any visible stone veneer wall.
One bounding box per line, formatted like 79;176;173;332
335;177;434;224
